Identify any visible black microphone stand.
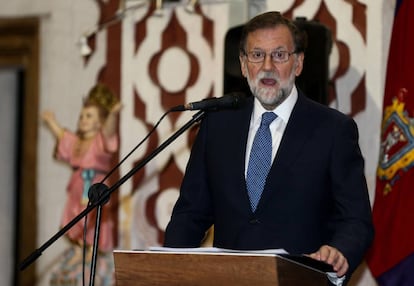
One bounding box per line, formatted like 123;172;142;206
20;110;206;286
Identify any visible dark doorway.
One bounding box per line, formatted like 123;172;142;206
0;67;24;286
0;18;40;286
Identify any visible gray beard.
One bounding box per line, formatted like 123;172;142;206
244;56;299;109
247;72;295;109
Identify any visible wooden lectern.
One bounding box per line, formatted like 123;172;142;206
113;249;331;286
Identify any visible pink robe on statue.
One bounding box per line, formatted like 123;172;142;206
56;130;118;252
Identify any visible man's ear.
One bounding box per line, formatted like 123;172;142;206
295;52;305;76
239;55;247;78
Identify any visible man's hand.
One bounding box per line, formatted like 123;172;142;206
308;245;348;277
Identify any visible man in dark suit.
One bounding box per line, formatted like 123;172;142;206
164;11;374;282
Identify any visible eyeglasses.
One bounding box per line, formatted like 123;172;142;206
244;50;297;64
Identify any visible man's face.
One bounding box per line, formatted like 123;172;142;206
239;25;304;110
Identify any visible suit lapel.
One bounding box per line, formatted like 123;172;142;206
229;96;254;210
236;96;254;187
257;93;316;209
273;93;315;170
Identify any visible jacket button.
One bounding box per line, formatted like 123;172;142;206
249;218;260;224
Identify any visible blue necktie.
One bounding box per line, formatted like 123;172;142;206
246;112;277;211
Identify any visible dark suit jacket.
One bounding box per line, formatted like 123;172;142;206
164;91;374;276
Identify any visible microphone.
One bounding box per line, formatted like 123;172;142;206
170;92;245;112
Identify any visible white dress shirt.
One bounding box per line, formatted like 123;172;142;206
245;86;298;176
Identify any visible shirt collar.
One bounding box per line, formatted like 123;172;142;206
252;85;298;124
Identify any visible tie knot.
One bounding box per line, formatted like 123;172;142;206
261;112;277;127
